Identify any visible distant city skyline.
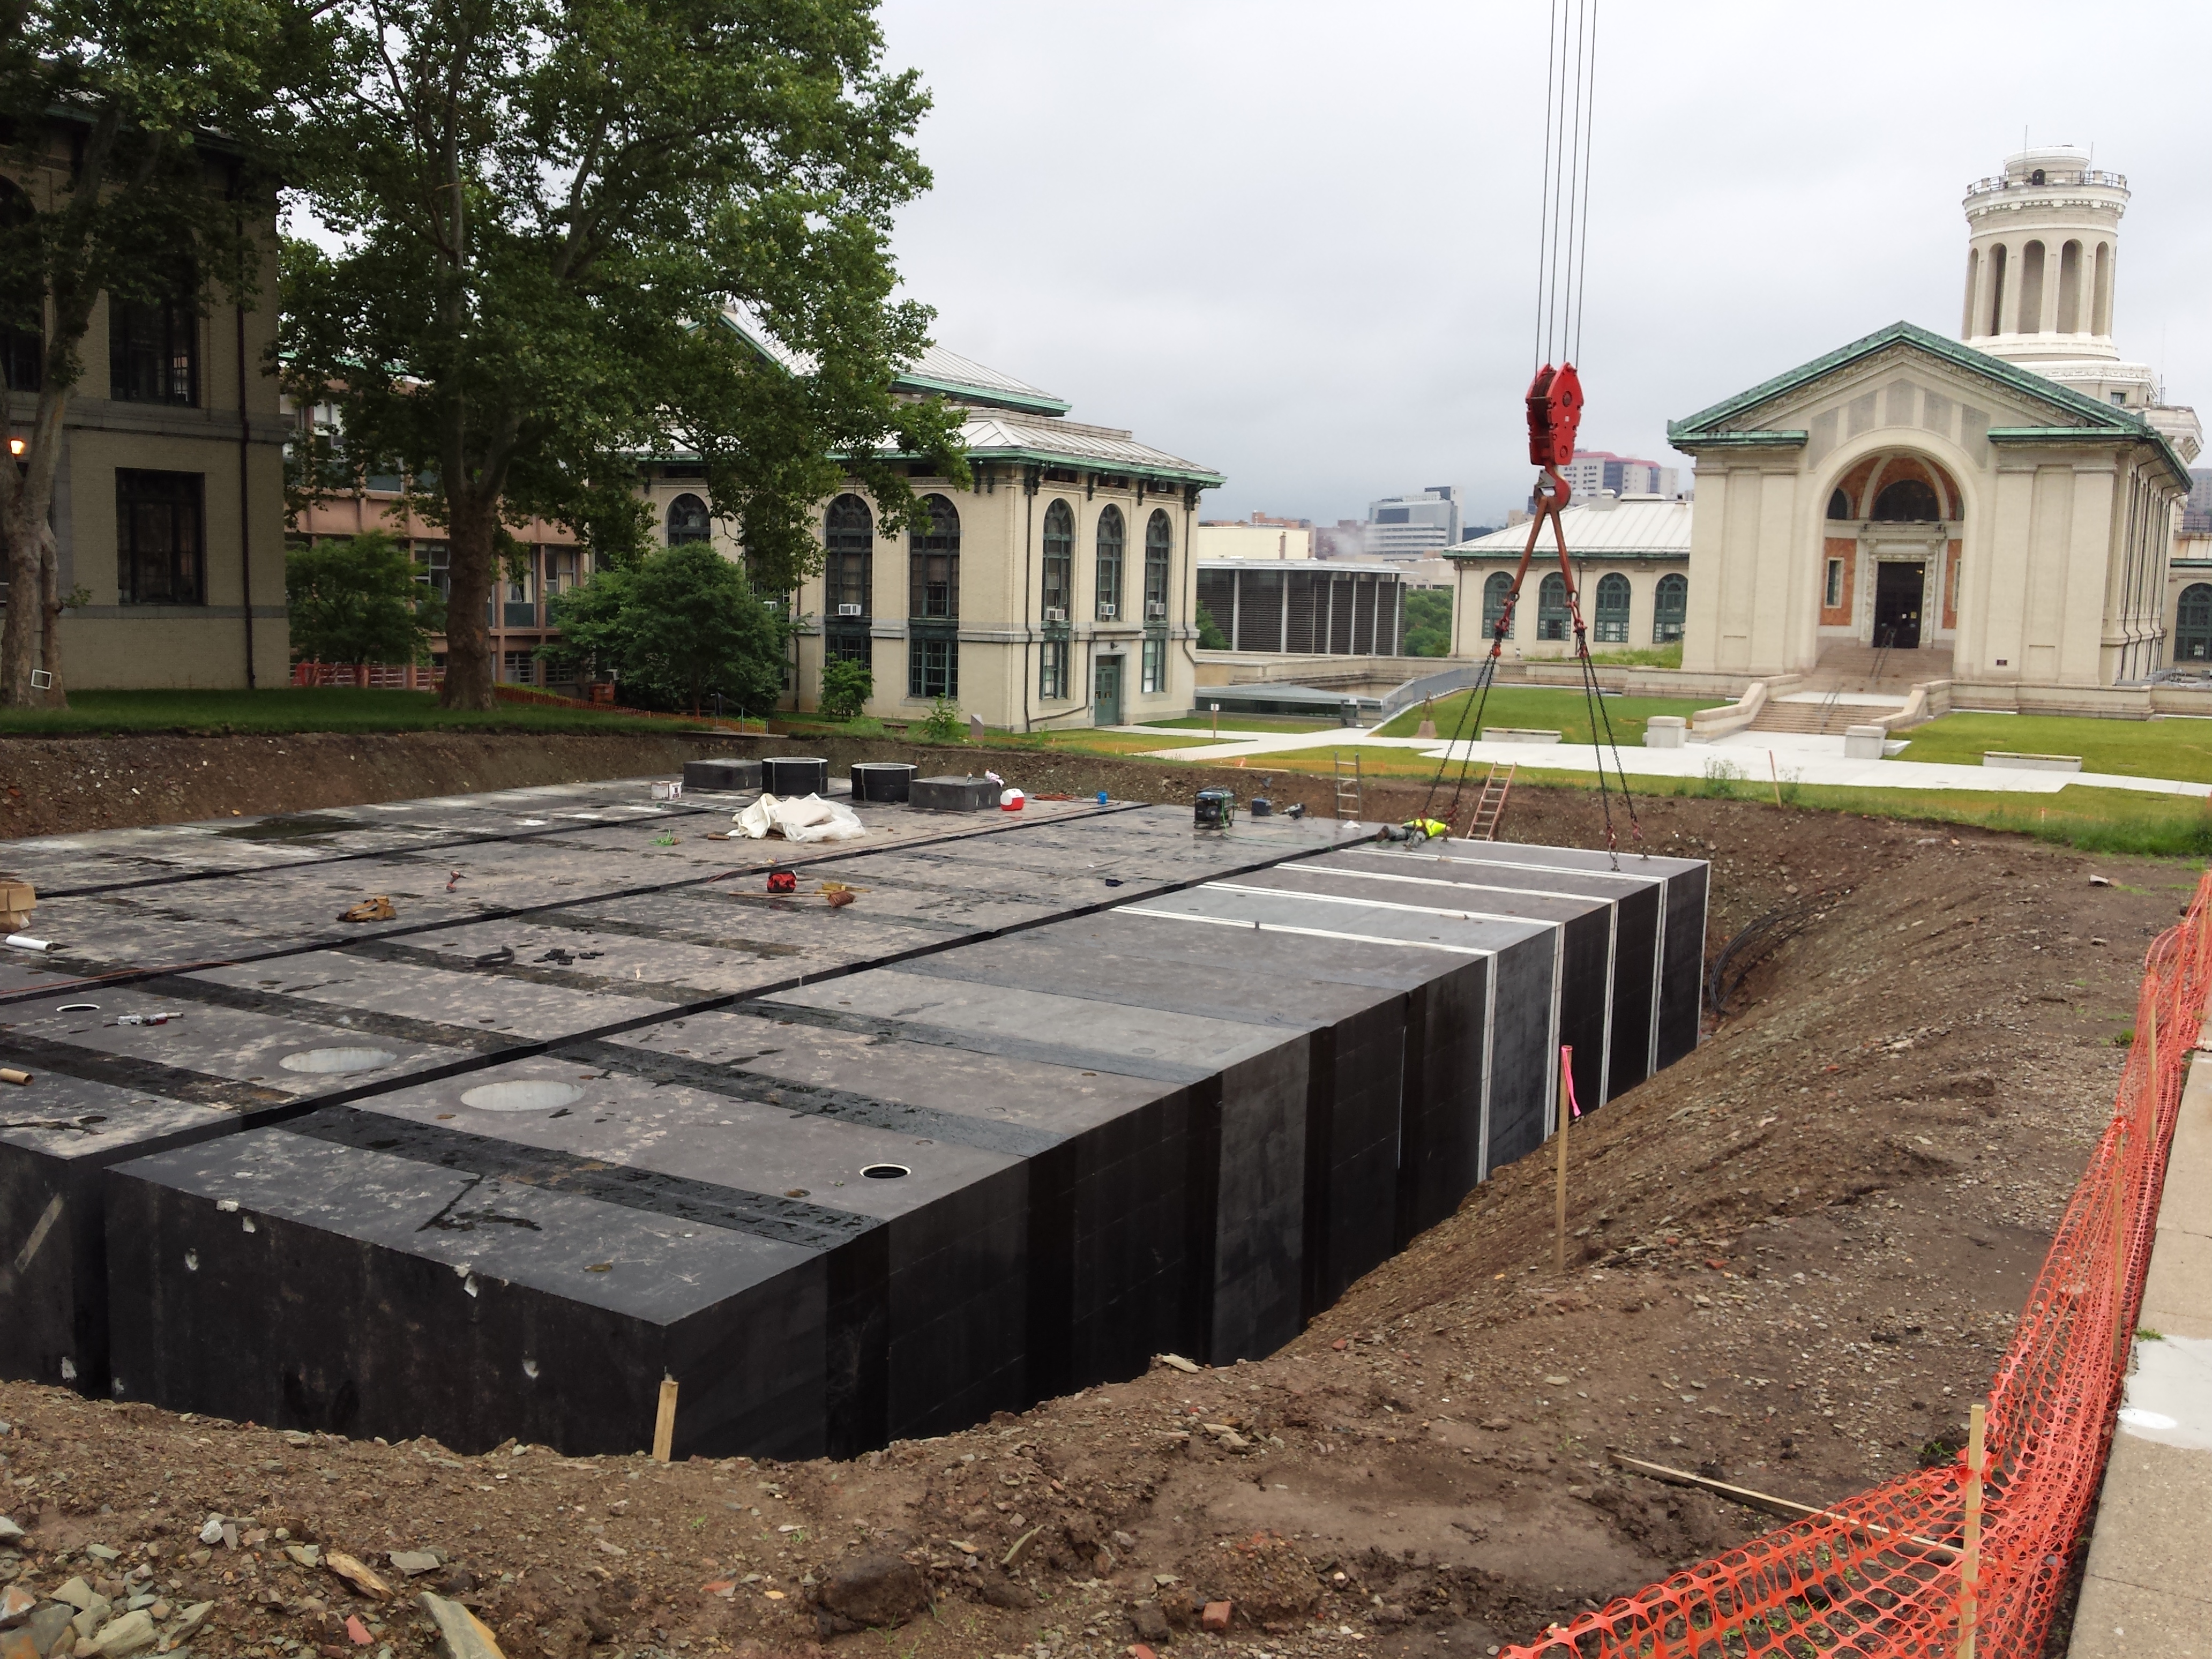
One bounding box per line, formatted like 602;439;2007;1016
878;0;2212;526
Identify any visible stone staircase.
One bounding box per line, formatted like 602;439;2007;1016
1749;697;1902;735
1800;642;1953;695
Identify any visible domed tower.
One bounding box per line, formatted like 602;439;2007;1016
1961;145;2198;459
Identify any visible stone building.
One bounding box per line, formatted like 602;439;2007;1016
641;338;1219;730
1443;494;1688;659
1669;148;2199;696
3;121;288;690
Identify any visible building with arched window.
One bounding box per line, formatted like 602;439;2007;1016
635;335;1221;728
1445;494;1692;659
1667;149;2199;698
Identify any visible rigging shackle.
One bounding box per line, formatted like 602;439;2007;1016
1525;361;1583;470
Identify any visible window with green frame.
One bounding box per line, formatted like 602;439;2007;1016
1141;634;1164;693
1042;499;1073;618
1040;637;1069;698
1593;572;1631;642
908;634;956;698
1482;571;1514;639
1095;504;1124;620
1143;509;1172;620
1653;572;1687;642
1536;572;1569;640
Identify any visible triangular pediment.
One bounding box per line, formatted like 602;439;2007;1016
1667;322;2186;482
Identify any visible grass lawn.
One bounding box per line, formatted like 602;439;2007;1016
1373;686;1727;742
1896;713;2212;784
0;689;733;736
1136;713;1340;734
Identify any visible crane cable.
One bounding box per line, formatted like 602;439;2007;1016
1419;0;1641;866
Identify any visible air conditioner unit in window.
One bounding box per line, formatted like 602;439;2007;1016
1043;607;1066;623
836;603;862;617
1146;601;1168;619
1098;603;1116;619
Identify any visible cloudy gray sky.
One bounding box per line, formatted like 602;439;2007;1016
876;0;2212;530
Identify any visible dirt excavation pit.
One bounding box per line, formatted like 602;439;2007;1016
0;788;2188;1658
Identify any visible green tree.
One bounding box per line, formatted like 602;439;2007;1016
551;543;784;716
0;0;320;706
818;655;872;719
285;533;446;666
1195;601;1229;651
280;0;965;712
1402;588;1453;656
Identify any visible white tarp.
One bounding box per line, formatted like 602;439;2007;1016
734;791;867;843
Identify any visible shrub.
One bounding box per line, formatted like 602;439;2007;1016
285;533;445;664
916;696;964;744
820;656;872;720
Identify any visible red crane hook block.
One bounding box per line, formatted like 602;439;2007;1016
1525;362;1583;470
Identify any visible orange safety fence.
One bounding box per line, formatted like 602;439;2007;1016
1508;868;2212;1658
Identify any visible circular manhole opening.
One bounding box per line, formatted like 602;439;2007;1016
57;1003;98;1013
279;1047;399;1075
461;1079;582;1113
861;1163;910;1180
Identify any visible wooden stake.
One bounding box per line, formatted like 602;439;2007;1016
1957;1401;1985;1659
653;1374;679;1463
1555;1047;1572;1273
1768;750;1783;808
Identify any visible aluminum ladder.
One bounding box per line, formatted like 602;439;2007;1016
1332;751;1364;820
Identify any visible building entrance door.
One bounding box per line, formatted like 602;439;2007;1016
1095;656;1123;727
1872;561;1925;648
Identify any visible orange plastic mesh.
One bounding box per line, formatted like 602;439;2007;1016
1506;870;2212;1658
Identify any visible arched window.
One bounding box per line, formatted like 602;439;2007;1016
1872;479;1941;521
824;495;872;612
2178;584;2212;664
1095;504;1125;621
1536;572;1569;641
2058;240;2083;333
1144;509;1172;619
1653;573;1687;643
908;494;958;618
1828;488;1854;520
667;493;712;545
0;181;39;393
1482;571;1515;640
821;495;872;662
1041;500;1073;619
1593;573;1631;643
1986;242;2008;337
2093;242;2113;335
907;494;959;699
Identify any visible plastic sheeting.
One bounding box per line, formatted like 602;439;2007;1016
734;791;868;843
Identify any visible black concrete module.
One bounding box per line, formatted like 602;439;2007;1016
1391;842;1709;1072
875;915;1421;1321
910;776;998;812
2;780;733;900
590;1009;1198;1410
0;980;481;1393
763;970;1311;1367
1231;860;1614;1123
849;763;915;803
761;757;830;796
1323;842;1669;1102
1114;883;1560;1225
682;758;763;793
106;1059;1030;1459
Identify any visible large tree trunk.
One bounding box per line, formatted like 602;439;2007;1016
2;497;45;707
439;489;500;711
36;523;66;709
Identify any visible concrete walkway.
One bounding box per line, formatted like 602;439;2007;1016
2069;1031;2212;1654
1115;723;2212;800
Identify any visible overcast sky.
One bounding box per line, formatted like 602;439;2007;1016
876;0;2212;530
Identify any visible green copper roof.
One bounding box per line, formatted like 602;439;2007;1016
1667;319;2191;489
